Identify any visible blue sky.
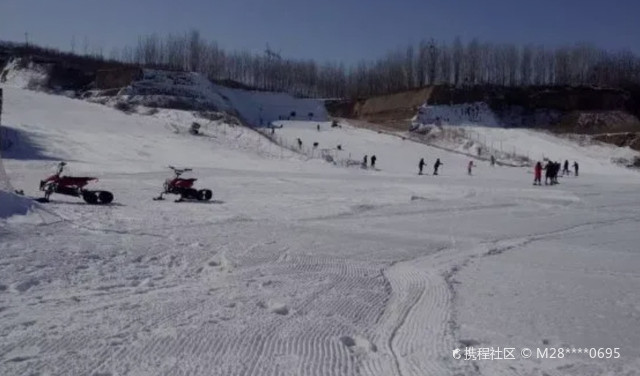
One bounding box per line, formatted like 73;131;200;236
1;0;639;63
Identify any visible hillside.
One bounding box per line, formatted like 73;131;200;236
0;56;328;129
327;85;640;143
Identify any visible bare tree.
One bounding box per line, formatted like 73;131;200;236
426;39;439;85
452;36;463;86
520;45;533;85
189;30;203;72
466;38;481;85
110;31;640;98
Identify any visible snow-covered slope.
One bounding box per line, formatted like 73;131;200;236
273;120;475;175
461;125;639;176
408;101;639;173
118;69;328;127
1;86;640;376
0;58;50;89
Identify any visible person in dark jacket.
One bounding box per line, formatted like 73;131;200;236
544;161;553;185
563;160;570;175
552;162;560;184
433;158;442;175
370;155;377;168
419;158;425;175
573;161;579;176
362;155;368;168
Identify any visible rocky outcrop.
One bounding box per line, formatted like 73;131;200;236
593;132;640;151
95;67;143;89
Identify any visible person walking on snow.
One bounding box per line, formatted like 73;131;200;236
317;124;320;132
433;158;442;175
490;155;496;167
467;160;475;175
419;158;425;175
563;160;570;175
362;155;368;168
573;161;579;176
370;155;377;169
534;161;542;185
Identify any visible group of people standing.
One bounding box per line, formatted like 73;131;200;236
534;160;579;185
363;155;377;169
414;156;580;184
418;158;443;175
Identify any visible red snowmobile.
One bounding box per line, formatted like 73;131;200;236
153;166;213;202
38;162;114;204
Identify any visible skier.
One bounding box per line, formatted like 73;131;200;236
534;161;542;185
551;162;560;184
362;155;368;168
433;158;442;175
370;155;377;169
563;160;570;175
544;161;553;185
317;124;320;132
573;161;579;176
467;160;475;175
297;138;302;149
490;155;496;167
419;158;425;175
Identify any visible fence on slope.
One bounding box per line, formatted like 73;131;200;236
0;88;15;191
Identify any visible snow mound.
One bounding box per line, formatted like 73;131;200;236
114;69;328;127
0;190;34;219
0;57;50;89
412;102;501;129
118;69;229;111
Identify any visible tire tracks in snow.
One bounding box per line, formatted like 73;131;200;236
440;213;640;376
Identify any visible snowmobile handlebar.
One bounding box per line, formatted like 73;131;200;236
168;166;192;176
56;161;67;174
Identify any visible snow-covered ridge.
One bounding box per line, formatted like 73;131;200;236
0;57;50;89
116;69;328;127
0;61;328;128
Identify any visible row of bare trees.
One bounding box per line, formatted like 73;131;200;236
108;31;640;98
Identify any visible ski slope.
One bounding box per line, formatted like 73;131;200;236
273;120;478;176
1;86;640;376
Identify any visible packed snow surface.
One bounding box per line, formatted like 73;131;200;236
1;86;640;376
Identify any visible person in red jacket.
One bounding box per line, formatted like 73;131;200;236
533;161;542;185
